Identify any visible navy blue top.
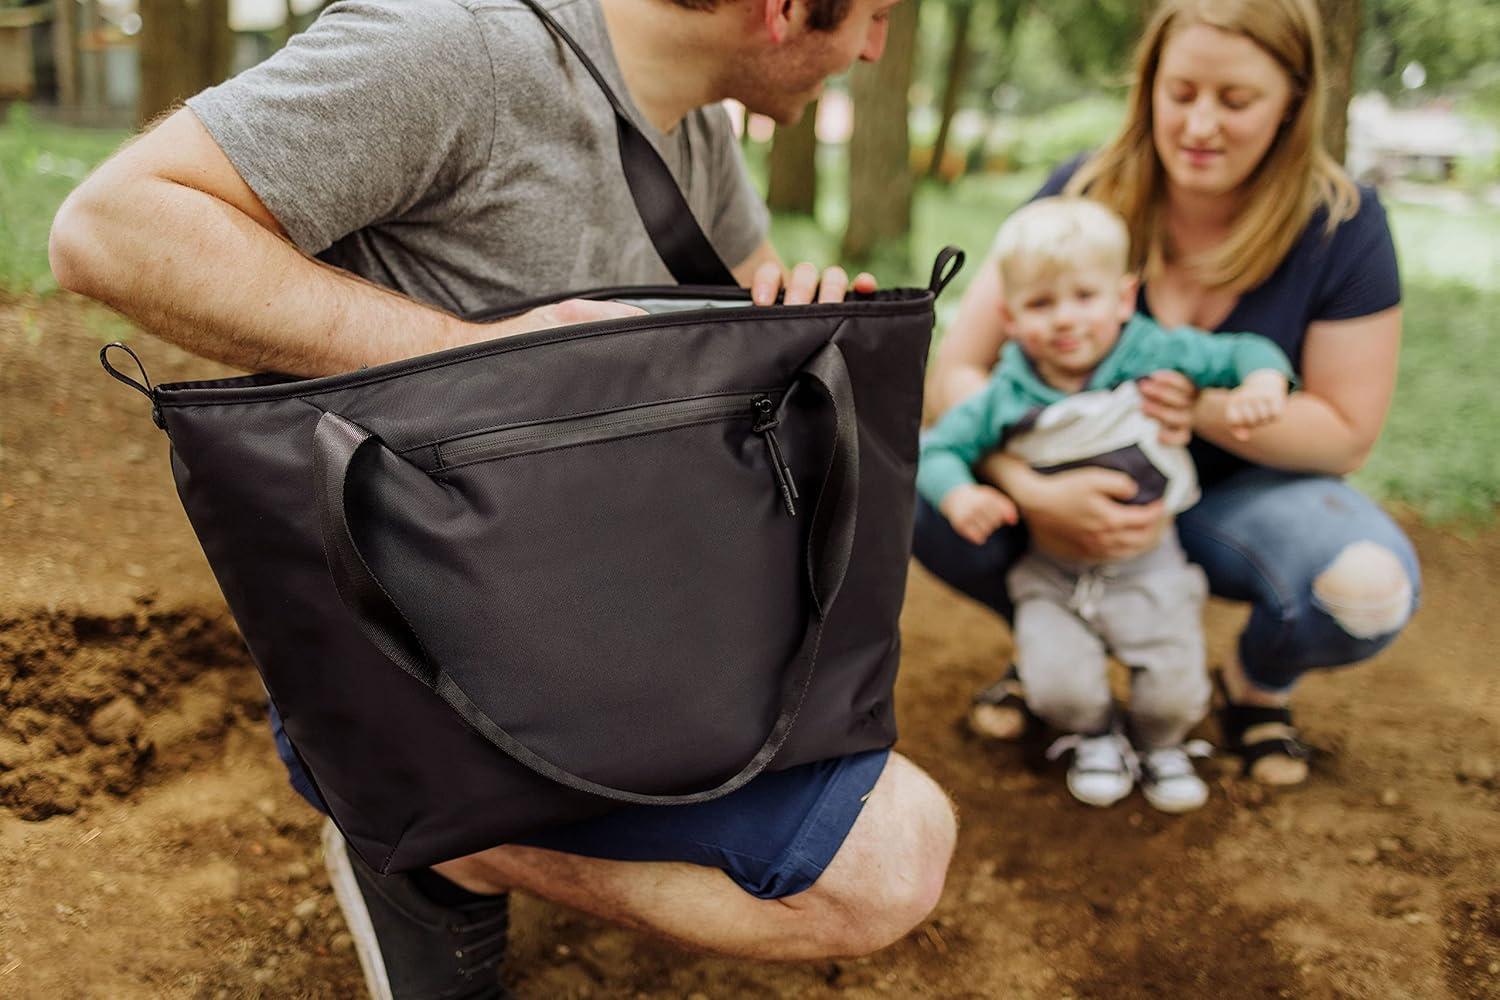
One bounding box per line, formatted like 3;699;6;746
1035;156;1401;484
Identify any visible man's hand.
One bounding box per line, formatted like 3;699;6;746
938;484;1019;546
750;261;878;306
479;298;647;341
1138;369;1199;446
1223;369;1290;441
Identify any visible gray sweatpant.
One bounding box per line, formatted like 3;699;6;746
1006;530;1211;748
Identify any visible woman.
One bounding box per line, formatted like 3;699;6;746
914;0;1420;785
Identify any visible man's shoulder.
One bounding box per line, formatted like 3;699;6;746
318;0;576;64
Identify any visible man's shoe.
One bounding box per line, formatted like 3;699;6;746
1047;730;1136;807
1138;742;1213;813
321;818;513;1000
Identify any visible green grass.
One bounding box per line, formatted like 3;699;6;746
0;105;127;296
1352;280;1500;523
3;106;1494;523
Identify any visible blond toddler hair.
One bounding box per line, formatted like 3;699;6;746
993;196;1132;294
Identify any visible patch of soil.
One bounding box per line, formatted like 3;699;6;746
2;295;1498;999
0;606;261;820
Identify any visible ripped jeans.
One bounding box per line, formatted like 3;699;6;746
911;467;1422;695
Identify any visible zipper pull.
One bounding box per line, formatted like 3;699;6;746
752;395;797;517
764;428;798;517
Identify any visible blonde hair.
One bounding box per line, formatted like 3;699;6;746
1065;0;1358;293
993;196;1131;294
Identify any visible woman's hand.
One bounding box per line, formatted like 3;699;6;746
983;454;1169;562
1138;370;1199;446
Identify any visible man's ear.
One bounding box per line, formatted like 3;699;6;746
1117;273;1139;323
763;0;796;44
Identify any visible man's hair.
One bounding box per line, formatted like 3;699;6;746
992;196;1130;294
665;0;855;31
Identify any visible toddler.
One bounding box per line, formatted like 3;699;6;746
917;197;1292;812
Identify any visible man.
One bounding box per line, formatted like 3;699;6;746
49;0;957;995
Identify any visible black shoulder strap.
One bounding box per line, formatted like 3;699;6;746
518;0;738;287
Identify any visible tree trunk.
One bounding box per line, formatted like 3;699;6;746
926;1;975;183
766;100;819;215
1317;0;1362;163
78;1;103;112
52;0;78;107
137;0;233;127
841;0;920;268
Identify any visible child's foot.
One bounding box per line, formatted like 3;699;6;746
1048;731;1135;807
1138;742;1212;813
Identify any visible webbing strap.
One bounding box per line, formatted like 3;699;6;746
517;0;737;286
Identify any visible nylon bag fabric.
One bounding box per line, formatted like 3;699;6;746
100;0;965;873
117;273;954;873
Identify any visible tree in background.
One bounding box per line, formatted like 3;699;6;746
1319;0;1362;162
766;100;819;216
926;0;1026;182
842;0;921;268
1359;0;1500;113
1040;0;1145;86
925;0;976;182
137;0;232;126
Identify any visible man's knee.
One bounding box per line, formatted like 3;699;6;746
1311;540;1415;640
790;753;956;957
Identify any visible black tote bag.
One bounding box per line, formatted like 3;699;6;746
100;0;965;873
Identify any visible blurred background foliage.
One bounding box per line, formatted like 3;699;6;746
0;0;1495;520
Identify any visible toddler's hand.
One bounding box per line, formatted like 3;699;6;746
1224;370;1289;441
939;484;1019;546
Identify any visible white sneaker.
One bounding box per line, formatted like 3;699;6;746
1048;731;1136;807
1138;741;1213;813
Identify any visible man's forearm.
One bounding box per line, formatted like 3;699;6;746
1195;389;1374;476
51;175;472;377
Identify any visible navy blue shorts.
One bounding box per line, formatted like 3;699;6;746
270;705;887;899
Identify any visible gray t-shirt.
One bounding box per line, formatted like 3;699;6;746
186;0;768;315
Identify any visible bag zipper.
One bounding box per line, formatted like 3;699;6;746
434;393;799;517
751;394;799;518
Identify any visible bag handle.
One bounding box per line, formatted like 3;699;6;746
312;341;859;806
517;0;737;287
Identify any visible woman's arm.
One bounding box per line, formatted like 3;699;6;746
926;250;1008;418
1193;306;1401;475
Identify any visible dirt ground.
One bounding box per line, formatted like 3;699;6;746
2;294;1497;999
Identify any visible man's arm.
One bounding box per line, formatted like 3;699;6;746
48;110;636;378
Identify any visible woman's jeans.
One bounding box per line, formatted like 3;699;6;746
911;467;1421;694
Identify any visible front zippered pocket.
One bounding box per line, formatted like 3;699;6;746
430;391;800;515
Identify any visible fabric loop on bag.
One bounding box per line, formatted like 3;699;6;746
100;341;166;429
928;246;967;297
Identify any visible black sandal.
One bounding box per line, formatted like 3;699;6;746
968;663;1036;739
1214;673;1311;776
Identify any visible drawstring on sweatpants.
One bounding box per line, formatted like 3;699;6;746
1070;570;1109;620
